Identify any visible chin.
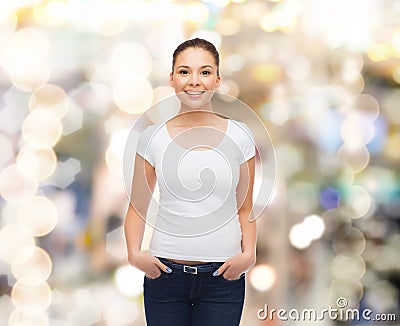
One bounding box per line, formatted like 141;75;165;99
176;91;215;110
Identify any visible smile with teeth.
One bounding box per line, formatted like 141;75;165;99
185;90;206;95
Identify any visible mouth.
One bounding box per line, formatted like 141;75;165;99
184;90;206;96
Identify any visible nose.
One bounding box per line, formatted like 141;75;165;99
189;73;200;86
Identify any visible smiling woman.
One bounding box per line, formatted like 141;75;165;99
124;38;257;326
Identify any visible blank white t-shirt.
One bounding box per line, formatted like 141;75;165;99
136;119;255;262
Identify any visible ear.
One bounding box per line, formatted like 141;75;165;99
215;75;221;89
169;72;174;87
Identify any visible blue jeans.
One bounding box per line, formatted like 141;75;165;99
143;257;245;326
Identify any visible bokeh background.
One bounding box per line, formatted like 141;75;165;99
0;0;400;325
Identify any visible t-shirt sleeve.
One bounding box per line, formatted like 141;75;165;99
238;122;256;164
136;125;156;167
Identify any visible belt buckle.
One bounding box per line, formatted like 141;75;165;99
183;265;198;274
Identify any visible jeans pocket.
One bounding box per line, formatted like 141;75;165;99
220;273;245;283
144;272;165;282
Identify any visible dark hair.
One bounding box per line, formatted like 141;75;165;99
172;38;220;76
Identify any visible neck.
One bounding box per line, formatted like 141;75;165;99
176;109;219;126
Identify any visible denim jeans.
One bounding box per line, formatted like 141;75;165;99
143;257;245;326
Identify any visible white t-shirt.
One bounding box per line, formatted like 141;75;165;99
136;119;255;262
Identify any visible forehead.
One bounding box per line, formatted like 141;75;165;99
174;48;216;66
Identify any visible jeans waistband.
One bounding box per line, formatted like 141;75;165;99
157;257;223;274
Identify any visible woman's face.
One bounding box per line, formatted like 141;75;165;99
169;47;220;109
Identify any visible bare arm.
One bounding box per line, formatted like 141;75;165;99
237;156;257;260
124;154;170;277
214;156;257;280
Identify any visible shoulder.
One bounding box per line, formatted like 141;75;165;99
138;123;165;142
228;119;254;140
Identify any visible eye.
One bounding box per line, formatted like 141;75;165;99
201;70;211;75
179;70;189;75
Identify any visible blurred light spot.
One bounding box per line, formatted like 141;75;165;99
1;28;50;91
16;146;57;181
104;115;128;135
355;167;398;202
369;241;400;272
185;2;209;23
43;158;81;189
336;144;370;173
275;144;303;177
303;102;343;152
367;43;393;62
87;1;128;36
251;64;282;83
343;74;365;95
321;208;352;241
223;54;244;73
216;18;241;36
0;224;35;264
29;84;69;119
106;226;127;260
115;264;145;297
0;105;27;135
320;187;340;210
113;78;153;114
10;60;50;92
102;299;138;326
68;289;102;324
382;89;400;124
22;110;62;149
0;7;17;34
288;182;319;214
259;12;280;32
34;0;68;26
202;0;230;7
352;93;380;121
393;33;400;57
18;196;58;237
303;214;325;240
286;56;310;80
289;223;312;249
328;278;363;309
219;80;240;98
339;185;371;219
152;86;176;105
332;227;366;256
248;264;276;292
321;159;355;187
340;113;374;149
393;66;400;84
331;255;366;281
364;281;398;313
1;28;50;65
61;101;83;136
384;132;400;161
12;246;52;282
11;278;52;309
111;129;130;161
9;306;49;326
69;82;110;115
0;134;13;167
329;50;364;83
110;43;153;79
105;146;122;177
362;218;388;240
0;164;37;203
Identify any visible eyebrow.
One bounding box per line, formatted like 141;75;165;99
176;65;214;70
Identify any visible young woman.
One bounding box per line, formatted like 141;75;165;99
124;38;256;326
